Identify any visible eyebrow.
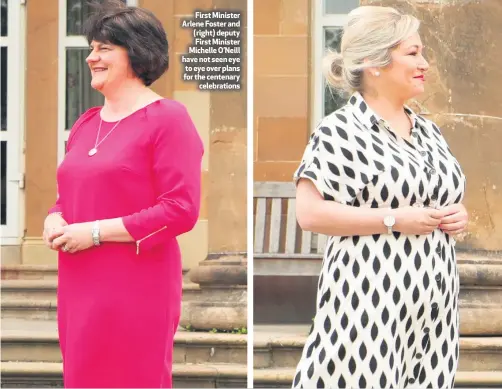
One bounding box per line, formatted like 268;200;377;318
407;45;424;50
90;42;110;48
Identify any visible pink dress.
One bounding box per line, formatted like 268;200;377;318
48;99;204;388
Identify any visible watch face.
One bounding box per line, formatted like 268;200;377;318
384;215;395;227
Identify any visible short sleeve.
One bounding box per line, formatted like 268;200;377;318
293;122;364;205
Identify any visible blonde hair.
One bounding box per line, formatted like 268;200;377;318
324;6;420;93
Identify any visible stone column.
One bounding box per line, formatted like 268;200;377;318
146;0;212;278
22;0;60;265
180;0;248;331
183;255;247;331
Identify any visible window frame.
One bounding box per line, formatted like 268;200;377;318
0;0;25;244
57;0;138;163
312;3;354;129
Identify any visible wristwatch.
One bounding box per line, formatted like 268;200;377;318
92;221;101;246
383;215;396;235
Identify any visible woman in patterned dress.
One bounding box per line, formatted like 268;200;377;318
293;6;468;389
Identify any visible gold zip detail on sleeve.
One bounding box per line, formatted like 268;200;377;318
136;226;167;255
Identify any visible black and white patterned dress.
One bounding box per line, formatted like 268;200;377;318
292;92;466;389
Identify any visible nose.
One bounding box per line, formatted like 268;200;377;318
418;54;429;72
86;49;100;64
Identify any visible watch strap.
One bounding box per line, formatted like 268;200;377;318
92;221;101;246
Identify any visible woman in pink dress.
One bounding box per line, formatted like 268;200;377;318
41;1;203;387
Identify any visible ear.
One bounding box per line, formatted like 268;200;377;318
362;58;380;78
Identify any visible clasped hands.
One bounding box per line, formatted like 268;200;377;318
42;203;467;254
437;203;469;235
43;214;95;254
395;202;468;236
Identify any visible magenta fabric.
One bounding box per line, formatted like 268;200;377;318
49;99;203;388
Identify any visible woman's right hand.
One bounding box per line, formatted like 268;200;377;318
393;206;450;235
43;213;68;250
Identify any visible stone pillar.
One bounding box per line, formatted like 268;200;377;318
141;0;211;276
183;255;247;331
22;0;60;265
180;0;248;331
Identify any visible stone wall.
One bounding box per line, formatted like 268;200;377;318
209;0;247;254
254;0;311;182
142;0;247;262
254;0;502;251
23;0;247;269
363;0;502;250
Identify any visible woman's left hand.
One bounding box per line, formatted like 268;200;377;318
52;222;94;254
439;203;468;235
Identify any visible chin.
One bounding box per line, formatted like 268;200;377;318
414;87;425;96
90;80;104;91
406;87;424;100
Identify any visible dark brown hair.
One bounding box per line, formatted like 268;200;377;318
83;0;169;86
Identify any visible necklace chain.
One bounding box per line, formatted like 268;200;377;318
88;118;122;156
94;119;122;149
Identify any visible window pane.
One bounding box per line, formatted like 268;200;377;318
1;47;6;131
324;0;359;14
1;0;7;36
1;141;6;225
67;0;126;36
66;48;103;129
324;27;349;117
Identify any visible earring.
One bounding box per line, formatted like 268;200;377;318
375;71;380;76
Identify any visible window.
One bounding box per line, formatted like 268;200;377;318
58;0;137;161
1;0;8;227
324;0;359;14
313;0;360;126
0;0;23;241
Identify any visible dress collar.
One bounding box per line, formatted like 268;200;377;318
347;91;429;136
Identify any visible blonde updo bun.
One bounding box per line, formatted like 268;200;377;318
323;6;420;93
323;51;345;89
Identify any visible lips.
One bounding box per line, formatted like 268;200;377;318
92;67;107;72
414;75;425;80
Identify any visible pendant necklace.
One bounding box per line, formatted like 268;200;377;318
88;118;122;157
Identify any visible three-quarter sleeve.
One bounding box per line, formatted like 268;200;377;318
122;104;204;252
294;122;367;205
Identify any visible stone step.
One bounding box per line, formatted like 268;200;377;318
1;294;199;322
1;361;247;388
2;280;58;301
2;300;57;321
1;279;201;303
2;264;58;280
2;326;247;366
253;368;502;388
253;326;502;372
255;254;502;335
255;336;502;372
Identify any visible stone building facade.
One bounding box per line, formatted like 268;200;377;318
1;0;247;317
253;0;502;334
